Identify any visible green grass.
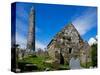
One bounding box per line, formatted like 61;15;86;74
18;55;53;71
18;55;69;71
58;64;70;70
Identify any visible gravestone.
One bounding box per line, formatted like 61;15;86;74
69;57;82;69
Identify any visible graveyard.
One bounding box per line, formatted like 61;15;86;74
16;45;70;72
17;53;70;72
15;22;97;72
16;42;97;72
12;4;97;72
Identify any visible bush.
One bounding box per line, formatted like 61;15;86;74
81;62;92;68
91;44;97;67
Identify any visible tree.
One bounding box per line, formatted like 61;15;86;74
91;44;97;67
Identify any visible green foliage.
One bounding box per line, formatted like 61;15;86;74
81;44;97;68
81;62;92;68
91;44;97;67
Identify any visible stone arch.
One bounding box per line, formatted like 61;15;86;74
55;50;64;65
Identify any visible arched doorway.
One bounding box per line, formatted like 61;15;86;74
60;52;64;64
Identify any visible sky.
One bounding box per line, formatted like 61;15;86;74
15;2;97;50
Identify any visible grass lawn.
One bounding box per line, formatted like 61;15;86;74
18;55;69;71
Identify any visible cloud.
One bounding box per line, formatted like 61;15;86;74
72;8;97;35
16;32;27;49
96;35;98;40
88;35;97;46
35;40;46;51
88;38;96;46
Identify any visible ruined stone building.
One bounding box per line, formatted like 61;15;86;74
47;24;91;65
27;7;35;52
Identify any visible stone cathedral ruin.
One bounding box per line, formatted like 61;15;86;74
47;24;91;65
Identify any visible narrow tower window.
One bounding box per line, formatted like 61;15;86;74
69;48;72;53
67;37;71;41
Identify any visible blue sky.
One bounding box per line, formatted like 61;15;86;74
15;2;97;49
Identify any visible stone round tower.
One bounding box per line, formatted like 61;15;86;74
27;7;35;52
